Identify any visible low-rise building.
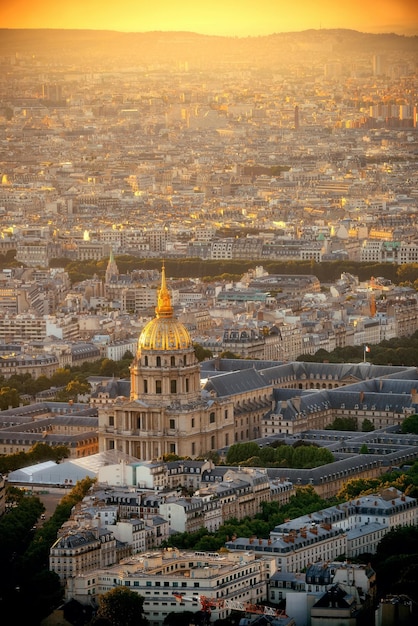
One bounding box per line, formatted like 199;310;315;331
65;549;277;626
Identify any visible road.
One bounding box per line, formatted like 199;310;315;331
22;487;67;523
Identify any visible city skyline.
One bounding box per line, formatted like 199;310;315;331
2;0;418;37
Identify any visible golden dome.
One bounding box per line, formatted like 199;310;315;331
137;265;193;352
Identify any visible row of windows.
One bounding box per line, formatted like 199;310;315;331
143;355;188;367
108;413;224;432
143;379;189;394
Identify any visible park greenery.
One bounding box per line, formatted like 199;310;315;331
1;247;418;288
0;476;95;625
297;329;418;367
225;440;334;468
44;255;418;287
372;525;418;604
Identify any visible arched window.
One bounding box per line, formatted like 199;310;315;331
144;356;148;366
171;356;175;366
156;356;161;367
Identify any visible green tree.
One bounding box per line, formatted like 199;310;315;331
325;416;358;431
359;443;370;454
220;351;241;359
362;418;374;432
100;358;118;376
226;442;260;464
194;343;213;362
50;368;73;387
54;379;92;402
374;525;418;603
401;414;418;434
94;587;149;626
0;386;20;410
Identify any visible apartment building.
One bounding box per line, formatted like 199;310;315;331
76;242;112;261
0;313;47;342
0;352;59;380
159;496;222;534
361;240;418;264
120;286;157;313
49;529;118;583
0;282;45;315
226;488;418;573
64;549;276;626
227;528;346;574
269;561;376;617
15;239;63;268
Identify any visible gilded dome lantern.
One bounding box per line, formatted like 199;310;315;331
137;264;193;353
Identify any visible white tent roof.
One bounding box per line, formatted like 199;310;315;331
7;450;139;485
8;460;96;485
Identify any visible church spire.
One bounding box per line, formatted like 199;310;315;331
155;263;173;318
105;248;119;283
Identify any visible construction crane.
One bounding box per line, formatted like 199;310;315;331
172;592;288;623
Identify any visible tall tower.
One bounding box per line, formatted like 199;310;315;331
98;266;234;461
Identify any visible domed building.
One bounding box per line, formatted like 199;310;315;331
98;266;235;461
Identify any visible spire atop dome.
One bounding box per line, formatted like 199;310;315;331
156;263;173;318
137;264;191;352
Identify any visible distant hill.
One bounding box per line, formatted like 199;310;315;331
0;28;416;67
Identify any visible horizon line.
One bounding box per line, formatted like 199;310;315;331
1;26;417;38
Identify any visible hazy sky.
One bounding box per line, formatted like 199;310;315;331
2;0;418;36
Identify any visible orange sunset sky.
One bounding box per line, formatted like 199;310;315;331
1;0;418;37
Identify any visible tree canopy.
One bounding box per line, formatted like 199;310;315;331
92;587;148;626
401;414;418;435
225;441;334;468
373;525;418;603
46;255;418;286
